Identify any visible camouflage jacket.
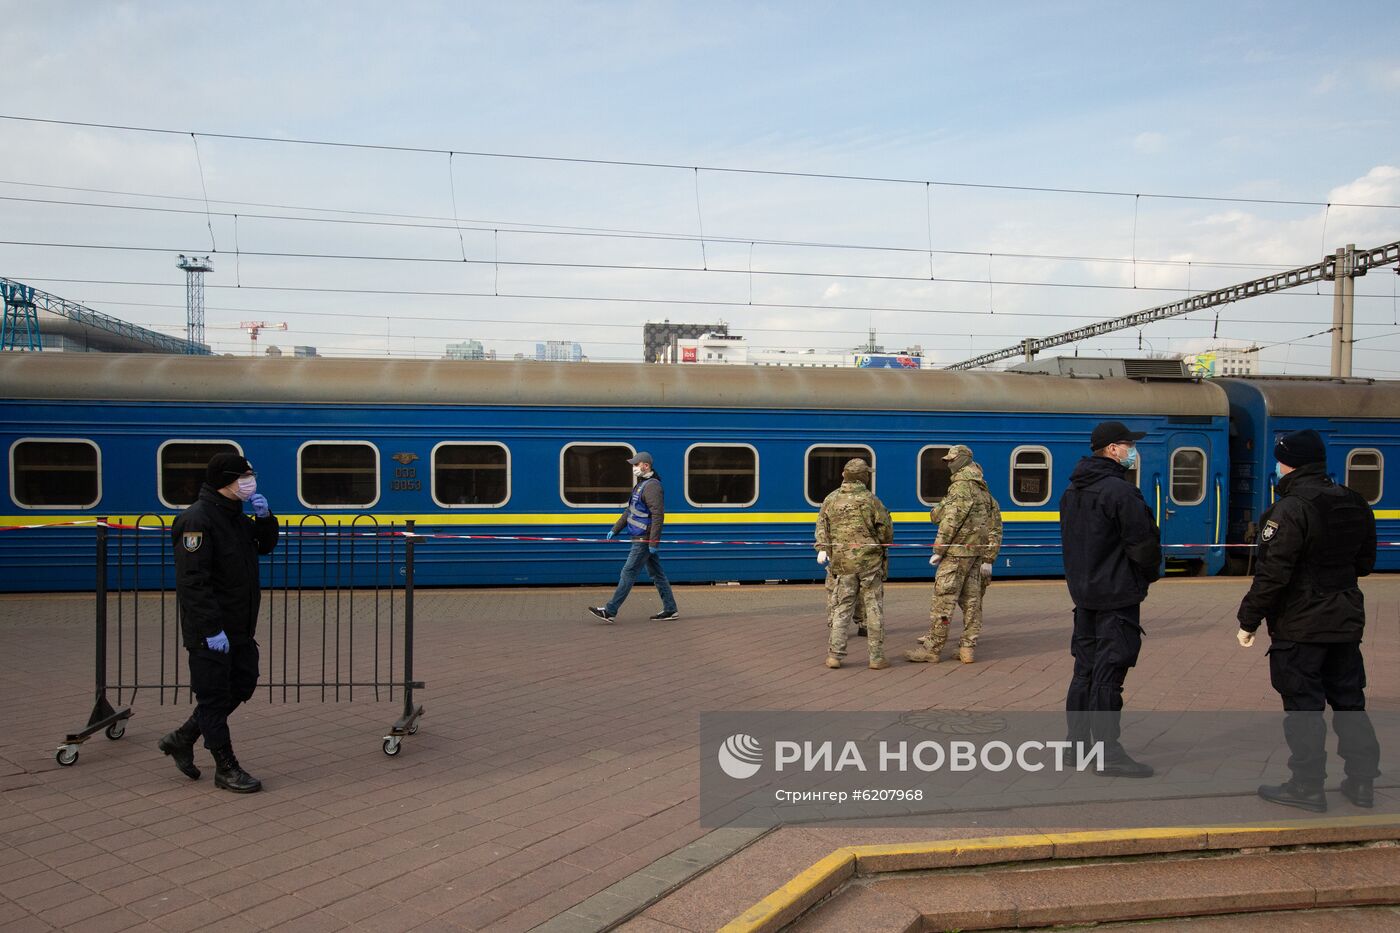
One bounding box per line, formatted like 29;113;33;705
816;481;893;576
931;463;1003;560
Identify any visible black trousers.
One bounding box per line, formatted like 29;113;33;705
1066;604;1143;755
1267;640;1380;786
186;641;260;749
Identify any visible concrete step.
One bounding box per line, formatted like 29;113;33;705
791;844;1400;932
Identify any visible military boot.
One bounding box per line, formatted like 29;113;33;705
825;655;841;669
868;658;890;670
1340;777;1374;808
157;720;201;780
905;642;941;663
854;626;868;638
1258;779;1326;812
210;743;263;793
959;646;975;664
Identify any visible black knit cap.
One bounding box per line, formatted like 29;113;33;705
1274;429;1326;467
206;452;253;486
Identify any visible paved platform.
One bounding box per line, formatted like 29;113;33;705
1;576;1397;932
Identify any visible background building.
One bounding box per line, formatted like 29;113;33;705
536;340;583;362
1184;346;1259;377
661;331;922;369
446;339;487;361
643;320;729;363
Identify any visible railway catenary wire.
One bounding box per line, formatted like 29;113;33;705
4;113;1399;211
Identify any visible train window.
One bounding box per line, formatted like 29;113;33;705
561;443;635;506
805;445;875;506
917;446;953;505
298;442;380;508
10;439;101;509
685;444;758;507
1346;449;1383;505
1009;446;1051;507
431;443;510;508
158;440;242;509
1170;447;1207;506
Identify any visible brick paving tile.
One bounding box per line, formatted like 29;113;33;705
70;906;149;933
4;578;1397;933
35;891;119;928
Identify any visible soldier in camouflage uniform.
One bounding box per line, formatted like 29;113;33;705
907;445;1003;665
816;459;893;670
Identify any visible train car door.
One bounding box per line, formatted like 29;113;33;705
1157;431;1216;558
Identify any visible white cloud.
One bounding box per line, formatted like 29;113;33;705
1132;132;1167;155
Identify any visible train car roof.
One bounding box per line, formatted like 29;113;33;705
0;353;1228;416
1217;376;1400;418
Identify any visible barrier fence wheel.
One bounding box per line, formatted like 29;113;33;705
105;722;126;741
382;736;402;757
55;745;79;767
407;723;419;735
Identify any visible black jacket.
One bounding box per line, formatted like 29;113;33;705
1237;463;1375;642
1059;455;1162;610
172;484;279;649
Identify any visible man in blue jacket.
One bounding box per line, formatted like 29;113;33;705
589;451;679;623
1060;421;1162;777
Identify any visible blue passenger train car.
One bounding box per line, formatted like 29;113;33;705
1;354;1239;592
1219;377;1400;572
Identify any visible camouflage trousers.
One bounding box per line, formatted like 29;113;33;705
921;557;987;653
827;568;885;662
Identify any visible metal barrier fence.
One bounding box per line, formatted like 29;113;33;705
56;516;425;766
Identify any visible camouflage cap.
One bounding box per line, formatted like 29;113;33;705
842;457;871;476
941;444;973;462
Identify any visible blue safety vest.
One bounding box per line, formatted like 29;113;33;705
625;478;656;538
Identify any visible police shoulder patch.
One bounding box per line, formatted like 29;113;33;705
1260;520;1279;542
182;531;204;552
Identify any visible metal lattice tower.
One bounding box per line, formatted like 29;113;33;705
177;254;213;352
0;279;41;351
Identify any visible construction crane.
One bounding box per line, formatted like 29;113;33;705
240;321;287;356
946;239;1400;372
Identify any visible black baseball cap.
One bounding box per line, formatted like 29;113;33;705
1090;421;1147;451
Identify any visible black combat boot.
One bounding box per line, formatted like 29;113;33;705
1258;779;1327;812
157;720;201;780
1340;777;1374;808
210;743;262;793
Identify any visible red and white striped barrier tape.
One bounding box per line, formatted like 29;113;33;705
8;520;1397;549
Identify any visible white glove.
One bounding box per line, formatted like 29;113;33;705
1236;628;1255;648
817;550;829;566
980;562;993;580
928;552;941;566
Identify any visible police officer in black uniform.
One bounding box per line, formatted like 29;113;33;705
1237;428;1380;812
1061;421;1162;778
158;453;279;793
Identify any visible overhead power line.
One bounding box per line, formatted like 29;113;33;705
0;190;1311;273
10;238;1400;298
3;113;1399;210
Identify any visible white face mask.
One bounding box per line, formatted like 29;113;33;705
234;475;257;501
632;465;645;479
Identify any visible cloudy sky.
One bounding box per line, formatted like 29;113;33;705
3;1;1399;372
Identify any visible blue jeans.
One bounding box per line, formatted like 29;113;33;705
606;539;677;615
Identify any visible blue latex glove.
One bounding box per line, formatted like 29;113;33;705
606;530;616;540
649;545;659;555
206;630;230;653
249;493;270;518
